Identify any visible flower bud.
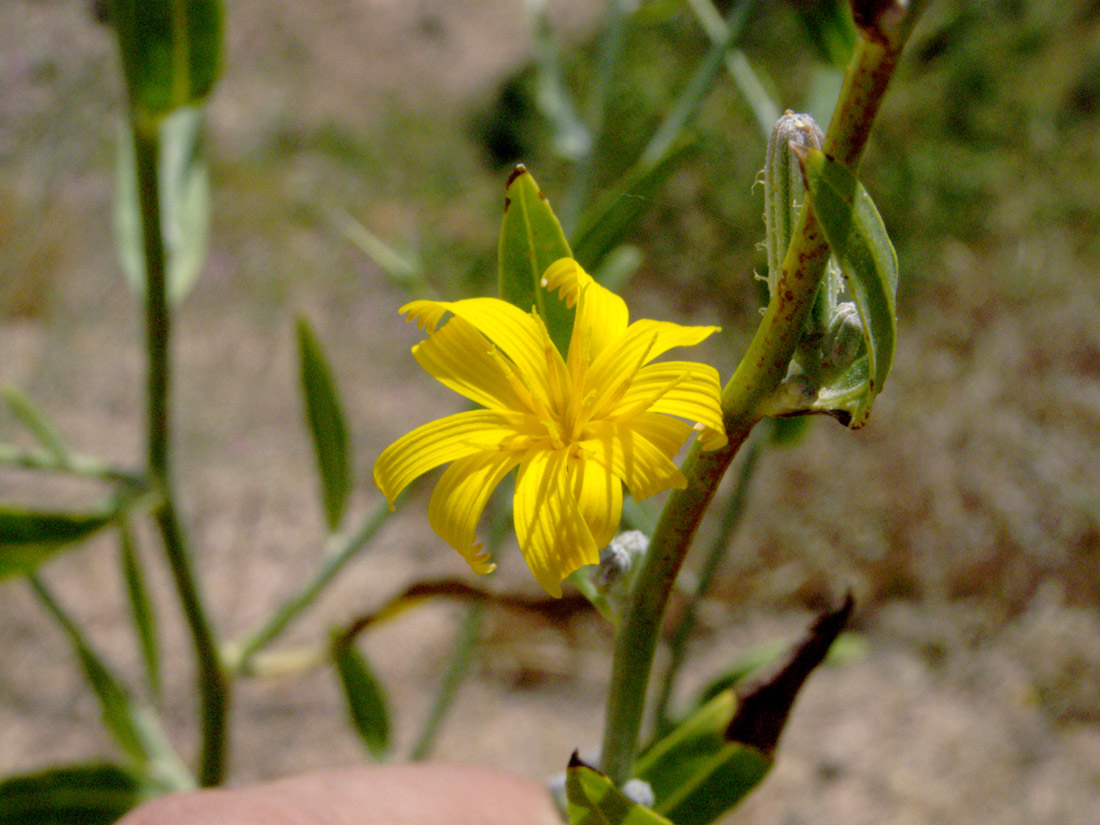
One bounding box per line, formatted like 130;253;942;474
764;111;825;297
596;530;649;589
590;530;649;622
823;302;864;372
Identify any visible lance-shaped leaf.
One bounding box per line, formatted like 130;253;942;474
797;146;898;428
118;521;162;701
634;691;770;825
791;0;858;67
0;763;145;825
566;756;673;825
116;107;211;304
28;577;153;767
296;316;351;531
570;138;691;274
498;165;574;355
634;596;854;825
110;0;224;116
0;506;115;580
332;636;391;760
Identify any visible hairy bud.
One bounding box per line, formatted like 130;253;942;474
764;111;825;297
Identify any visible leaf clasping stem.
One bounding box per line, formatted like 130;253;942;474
597;30;912;787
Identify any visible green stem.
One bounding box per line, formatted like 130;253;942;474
153;501;228;786
232;497;396;673
409;603;485;761
0;443;144;487
653;431;763;732
598;32;908;787
133;114;229;787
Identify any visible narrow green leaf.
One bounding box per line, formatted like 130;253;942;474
798;146;899;428
498;165;575;355
528;1;590;162
118;521;162;702
791;0;858;67
332;638;391;759
0;763;145;825
694;630;867;707
566;759;673;825
594;244;643;295
296;316;351;532
570;138;691;272
115;107;211;304
635;691;771;825
0;507;114;580
111;0;224;116
29;577;150;765
2;387;70;463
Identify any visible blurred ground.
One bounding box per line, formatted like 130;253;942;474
2;1;1100;824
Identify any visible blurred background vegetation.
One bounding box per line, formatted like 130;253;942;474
1;0;1099;822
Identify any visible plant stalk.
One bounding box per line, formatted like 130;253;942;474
598;31;909;786
132;113;229;787
232;496;397;673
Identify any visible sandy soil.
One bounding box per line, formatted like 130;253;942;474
2;2;1099;823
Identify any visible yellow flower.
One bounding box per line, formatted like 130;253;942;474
373;258;727;597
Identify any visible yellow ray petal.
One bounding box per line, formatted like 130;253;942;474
513;449;600;597
401;300;451;332
625;412;696;460
410;313;529;412
544;258;629;368
445;299;551;391
569;453;623;552
542;257;590;308
611;362;725;435
373;409;522;505
578;420;688;502
402;297;553;407
587;319;719;395
428;451;521;575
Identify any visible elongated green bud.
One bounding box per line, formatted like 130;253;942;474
763;111;824;297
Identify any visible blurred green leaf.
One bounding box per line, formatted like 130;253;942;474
2;387;70;463
118;521;162;701
296;316;351;532
111;0;224;116
695;631;868;706
566;759;673;825
791;0;858;67
0;763;145;825
527;0;590;162
498;165;575;355
28;577;151;765
0;507;114;580
333;638;391;759
594;244;643;294
799;147;899;428
116;107;211;304
764;414;811;447
635;690;771;825
329;210;426;294
570;138;692;272
641;0;755;169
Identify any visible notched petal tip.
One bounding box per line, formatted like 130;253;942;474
466;545;497;575
696;424;729;451
542;257;588;308
399;300;450;333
